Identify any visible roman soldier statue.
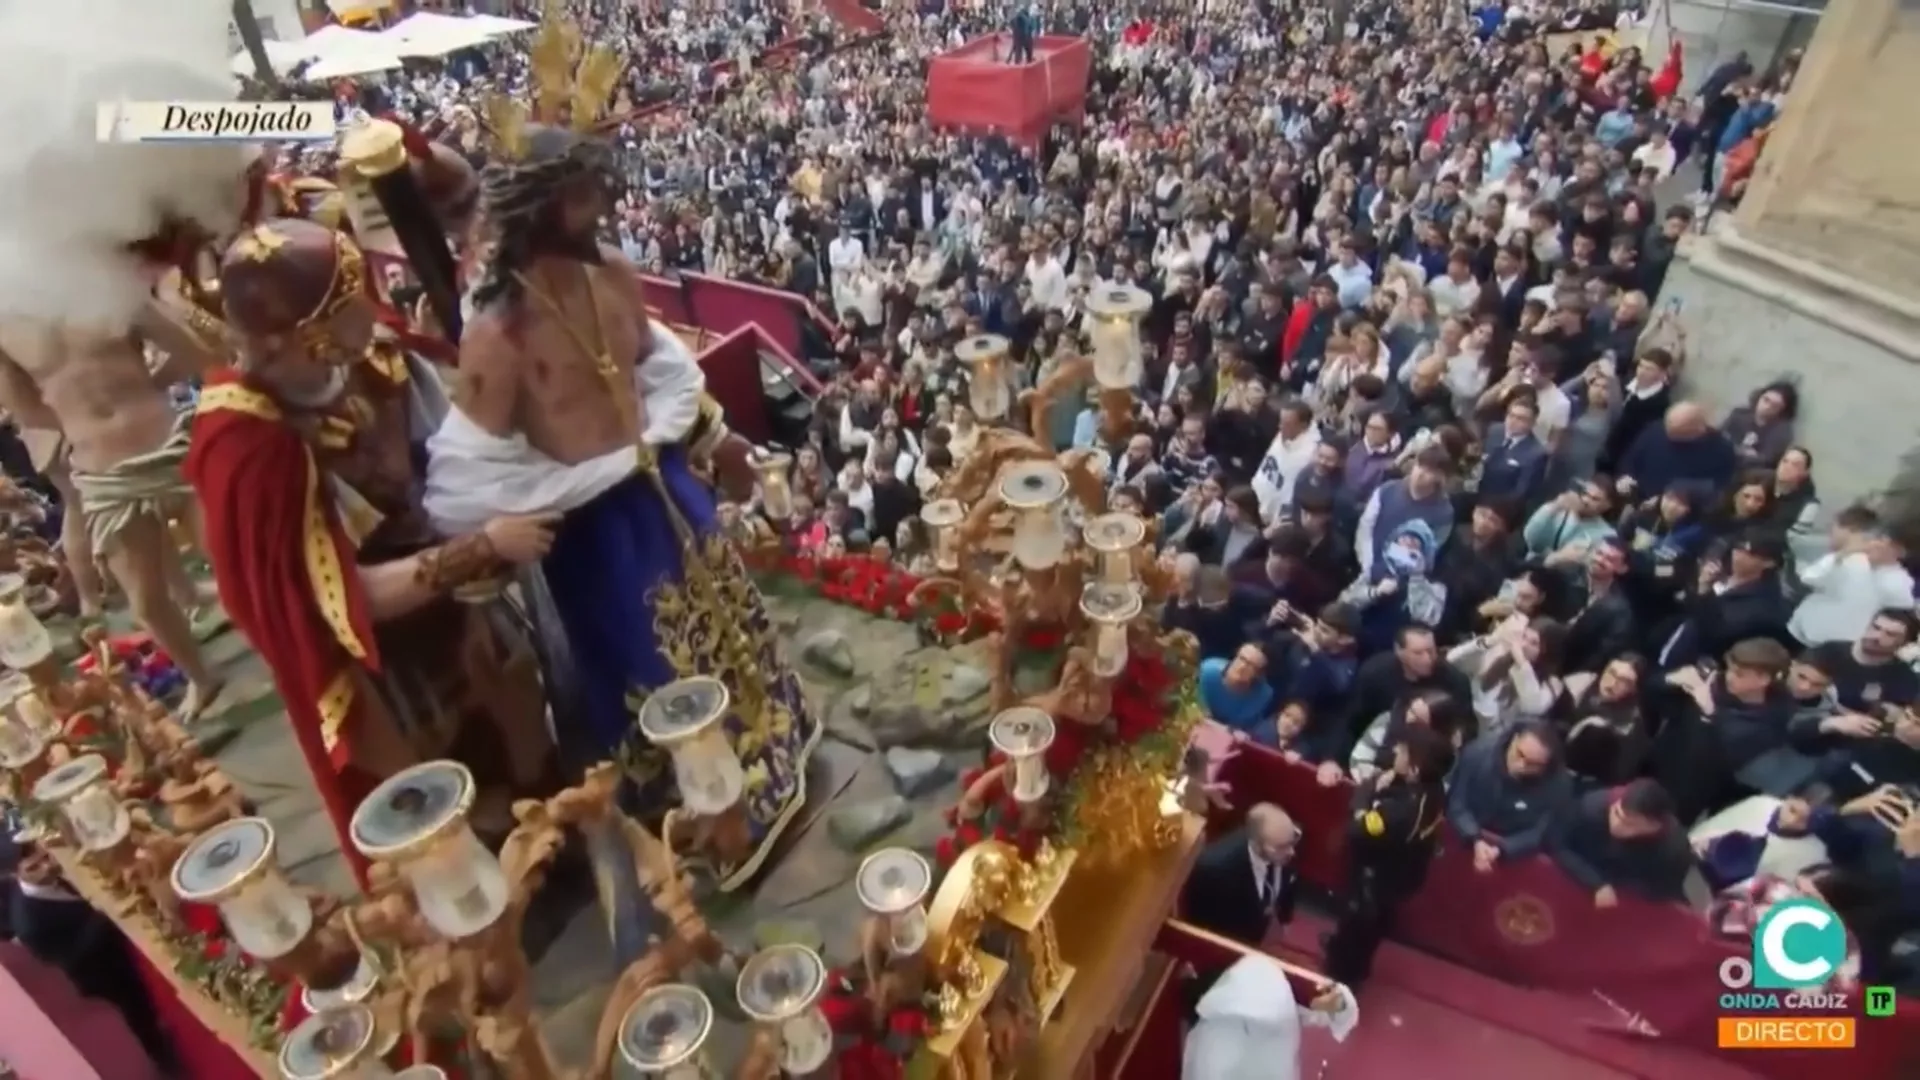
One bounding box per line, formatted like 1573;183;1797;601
184;218;562;886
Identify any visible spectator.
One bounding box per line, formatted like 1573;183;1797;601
1450;721;1575;869
1448;615;1564;738
1655;637;1796;823
1324;625;1473;780
1722;381;1800;471
1354;446;1456;580
1551;779;1694;906
1553;654;1652;787
1790;513;1916;647
1182;802;1300;947
1199;643;1277;740
1617;403;1738;503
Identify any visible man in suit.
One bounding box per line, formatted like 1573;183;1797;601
1479;395;1549;503
1182;802;1302;945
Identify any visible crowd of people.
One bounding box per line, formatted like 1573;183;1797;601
580;0;1910;1006
318;0;1906;1018
4;0;1905;1071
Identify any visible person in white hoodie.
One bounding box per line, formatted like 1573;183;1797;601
1789;517;1915;646
1183;954;1358;1080
1252;400;1322;524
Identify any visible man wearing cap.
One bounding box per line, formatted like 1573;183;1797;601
1654;528;1792;670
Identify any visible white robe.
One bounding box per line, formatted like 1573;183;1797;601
420;320;706;535
1182;956;1359;1080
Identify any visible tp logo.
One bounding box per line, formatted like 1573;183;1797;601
1748;898;1847;990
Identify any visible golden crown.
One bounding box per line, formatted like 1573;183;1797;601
484;0;625;161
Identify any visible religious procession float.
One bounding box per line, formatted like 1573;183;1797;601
0;3;1259;1077
0;285;1212;1080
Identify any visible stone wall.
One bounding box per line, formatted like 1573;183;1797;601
1736;1;1920;296
1660;236;1920;514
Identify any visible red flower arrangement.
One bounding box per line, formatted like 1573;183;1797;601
818;967;927;1080
934;646;1180;862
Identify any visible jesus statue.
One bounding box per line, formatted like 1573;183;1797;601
421;31;817;898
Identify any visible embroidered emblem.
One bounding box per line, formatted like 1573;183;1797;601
1495;893;1555;945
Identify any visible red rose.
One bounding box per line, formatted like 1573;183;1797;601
934;837;956;864
888;1008;928;1036
1111;694;1161;743
203;937;228;959
1044;722;1092;777
957;823;983;847
934;611;968;635
819;991;867;1033
992;825;1013;843
181;902;223;936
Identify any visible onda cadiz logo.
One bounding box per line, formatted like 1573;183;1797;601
1719;898;1850;1009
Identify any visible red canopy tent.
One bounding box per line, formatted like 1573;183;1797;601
925;33;1091;145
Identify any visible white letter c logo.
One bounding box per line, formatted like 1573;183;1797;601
1763;906;1834;984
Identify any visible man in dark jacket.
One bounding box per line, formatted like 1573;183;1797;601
1655;637;1797;823
1550;779;1694;906
1618;401;1737;502
1182;802;1302;945
1449;721;1575;869
1326;625;1473;773
1654;530;1792;668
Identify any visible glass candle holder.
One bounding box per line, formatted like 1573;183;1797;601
0;674;42;730
350;762;507;940
0;675;47;770
0;717;45;771
1080;582;1144;678
754;452;794;521
637;676;745;817
619;984;717;1078
277;1004;392;1080
390;1068;447;1080
955;334;1013;422
1082;512;1146;584
855;848;933;956
989;707;1057;804
0;574;53;671
999;461;1070;571
1083;285;1153;391
32;754;129;852
301;951;381;1014
737;943;832;1075
172;817;314;961
920;499;965;573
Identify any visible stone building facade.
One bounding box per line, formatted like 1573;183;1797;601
1661;0;1920;512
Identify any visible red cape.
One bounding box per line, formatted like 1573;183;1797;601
183;371;380;886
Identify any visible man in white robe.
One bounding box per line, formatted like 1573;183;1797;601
1182;955;1359;1080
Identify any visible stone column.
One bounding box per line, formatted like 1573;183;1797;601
1660;0;1920;510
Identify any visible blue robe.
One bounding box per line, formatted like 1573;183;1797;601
540;447;819;891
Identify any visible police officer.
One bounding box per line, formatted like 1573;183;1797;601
1323;724;1453;988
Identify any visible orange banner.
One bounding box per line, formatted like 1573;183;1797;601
1716;1017;1856;1050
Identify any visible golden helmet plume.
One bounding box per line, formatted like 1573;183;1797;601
485;0;625;160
